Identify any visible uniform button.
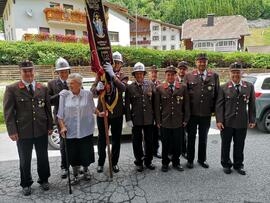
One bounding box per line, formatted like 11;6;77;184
32;99;34;102
32;105;35;108
172;107;174;110
33;118;36;120
201;95;204;97
236;107;238;110
172;112;174;115
235;112;238;115
144;109;146;112
237;102;239;104
200;100;203;103
201;89;204;91
33;112;35;114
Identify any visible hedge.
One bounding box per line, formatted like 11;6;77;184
0;41;270;68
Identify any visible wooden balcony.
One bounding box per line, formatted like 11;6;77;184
43;7;86;26
130;40;151;45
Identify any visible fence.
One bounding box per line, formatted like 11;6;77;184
1;65;270;82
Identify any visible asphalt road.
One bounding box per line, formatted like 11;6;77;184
0;120;269;203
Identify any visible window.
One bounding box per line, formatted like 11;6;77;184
162;36;166;41
162;45;166;50
152;25;159;31
50;2;60;8
171;45;175;50
65;29;75;35
63;4;74;10
162;27;166;31
152;36;159;41
83;31;88;36
153;46;158;50
109;31;119;42
143;37;147;41
262;78;270;90
132;37;136;41
217;40;235;47
171;35;175;40
195;42;214;48
39;27;50;33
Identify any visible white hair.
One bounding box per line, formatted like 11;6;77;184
67;73;83;86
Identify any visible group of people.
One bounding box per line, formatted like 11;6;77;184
3;52;256;196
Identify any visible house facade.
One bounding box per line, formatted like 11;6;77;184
130;15;181;50
181;14;250;52
0;0;133;46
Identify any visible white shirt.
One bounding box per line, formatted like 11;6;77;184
232;80;243;92
57;89;96;139
197;70;207;81
22;80;36;91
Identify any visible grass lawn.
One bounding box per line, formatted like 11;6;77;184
245;27;270;47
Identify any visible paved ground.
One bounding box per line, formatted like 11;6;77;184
0;122;270;203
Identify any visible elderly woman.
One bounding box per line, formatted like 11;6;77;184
57;73;102;184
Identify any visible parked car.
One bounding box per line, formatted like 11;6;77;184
242;73;270;132
48;77;132;149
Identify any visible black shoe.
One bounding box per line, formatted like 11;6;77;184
112;165;120;173
173;164;184;172
235;168;246;175
145;164;155;170
61;169;67;179
40;182;50;191
153;153;162;159
136;165;144;172
22;187;31;196
186;162;194;169
97;166;104;173
197;160;209;168
71;176;79;185
161;165;168;172
223;167;232;174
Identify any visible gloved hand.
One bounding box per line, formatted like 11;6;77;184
126;120;133;128
59;89;69;97
96;81;105;91
104;62;115;78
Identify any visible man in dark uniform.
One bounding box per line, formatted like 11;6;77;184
216;62;256;175
125;62;156;172
47;57;71;179
155;65;190;172
3;60;53;196
184;53;220;169
149;65;161;158
176;61;189;159
91;51;127;173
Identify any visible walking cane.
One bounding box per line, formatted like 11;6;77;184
63;133;72;194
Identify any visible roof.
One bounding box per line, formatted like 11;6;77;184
246;46;270;53
0;0;7;17
103;1;135;21
182;15;250;41
134;15;181;30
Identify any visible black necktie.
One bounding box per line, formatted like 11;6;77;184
63;81;68;90
235;84;240;94
169;84;174;94
28;84;34;96
200;73;204;82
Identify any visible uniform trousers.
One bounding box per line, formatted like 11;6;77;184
97;116;123;166
187;115;211;163
161;127;183;166
132;125;153;166
221;127;247;169
17;135;50;188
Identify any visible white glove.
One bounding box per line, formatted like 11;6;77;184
96;81;105;91
104;62;115;78
59;89;69;97
126;120;133;128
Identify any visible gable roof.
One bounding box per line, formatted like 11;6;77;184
103;1;135;21
246;45;270;53
135;15;181;30
182;15;250;41
0;0;7;17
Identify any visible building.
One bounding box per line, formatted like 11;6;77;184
0;0;134;46
246;46;270;53
181;14;250;52
130;15;181;50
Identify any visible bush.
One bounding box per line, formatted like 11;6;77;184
1;41;270;68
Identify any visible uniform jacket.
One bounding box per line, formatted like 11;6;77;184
3;81;53;139
184;69;219;116
47;78;68;120
155;81;190;129
125;80;155;126
91;71;127;118
215;80;256;129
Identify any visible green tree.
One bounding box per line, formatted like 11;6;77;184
0;18;3;32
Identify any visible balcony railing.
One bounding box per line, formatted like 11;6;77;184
43;7;86;25
23;33;89;44
130;40;151;45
